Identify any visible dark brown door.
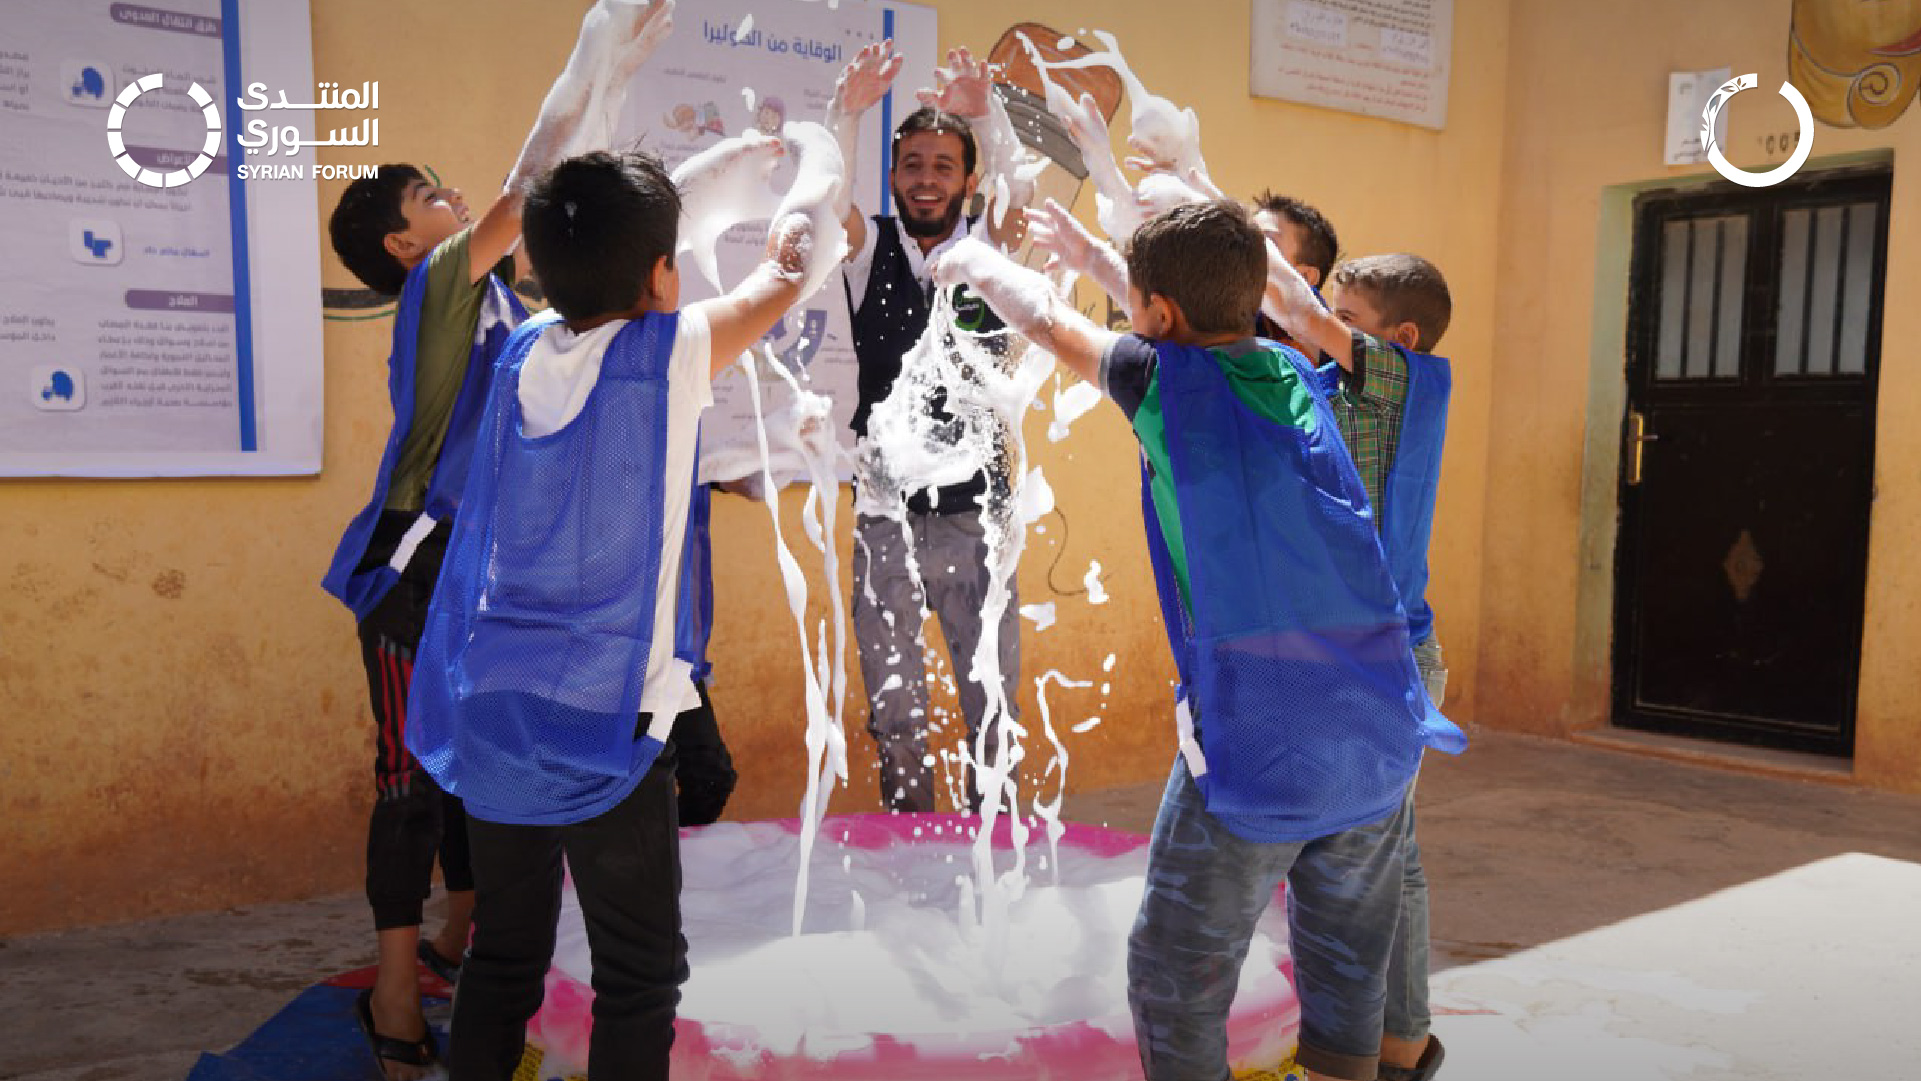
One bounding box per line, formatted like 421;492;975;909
1614;169;1888;756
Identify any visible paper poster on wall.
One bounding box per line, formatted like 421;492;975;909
1249;0;1453;131
605;0;936;484
0;0;322;478
1666;68;1732;166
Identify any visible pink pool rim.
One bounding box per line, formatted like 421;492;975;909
527;813;1300;1080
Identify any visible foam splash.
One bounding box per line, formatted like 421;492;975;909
1020;601;1058;631
1048;378;1103;442
1084;560;1108;604
741;346;852;935
859;284;1053;943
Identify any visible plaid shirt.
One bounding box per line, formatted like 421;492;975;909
1329;330;1411;525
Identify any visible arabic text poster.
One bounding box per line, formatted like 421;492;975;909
0;0;322;477
1250;0;1453;130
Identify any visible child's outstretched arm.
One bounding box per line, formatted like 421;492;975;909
1027;198;1129;305
467;0;675;284
824;40;903;259
694;129;847;377
932;236;1115;385
917;47;1039;248
1263;237;1353;369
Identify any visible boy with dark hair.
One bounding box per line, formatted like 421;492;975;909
317;4;674;1076
825;43;1038;812
405;135;842;1081
1249;191;1339;349
957;201;1463;1081
1253;190;1341;289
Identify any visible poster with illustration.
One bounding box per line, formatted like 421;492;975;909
0;0;323;477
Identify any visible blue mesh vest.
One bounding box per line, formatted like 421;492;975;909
406;311;702;825
1378;347;1450;646
845;215;1002;515
320;260;528;619
674;478;714;683
1142;341;1465;841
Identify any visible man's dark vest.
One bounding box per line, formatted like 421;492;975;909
845;215;1005;515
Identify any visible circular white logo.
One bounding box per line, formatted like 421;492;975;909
1702;74;1813;188
107;73;222;188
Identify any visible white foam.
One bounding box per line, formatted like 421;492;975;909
1020;601;1057;631
1084;560;1108;604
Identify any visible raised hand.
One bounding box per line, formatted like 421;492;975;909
916;46;994;119
1026;198;1101;276
830;40;903;119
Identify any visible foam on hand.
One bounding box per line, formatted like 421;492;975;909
670;133;785;292
768;120;851;302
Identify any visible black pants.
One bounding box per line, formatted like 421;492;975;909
671;678;736;827
449;749;687;1081
356;533;472;930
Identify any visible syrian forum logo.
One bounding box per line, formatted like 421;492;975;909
1702;74;1814;188
105;76;379;188
107;74;221;188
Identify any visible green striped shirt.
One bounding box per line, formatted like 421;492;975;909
1328;330;1411;525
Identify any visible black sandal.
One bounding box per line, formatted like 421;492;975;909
1378;1034;1444;1081
353;988;439;1076
416;939;462;985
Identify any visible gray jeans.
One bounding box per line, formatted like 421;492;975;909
851;510;1021;812
1388;634;1448;1043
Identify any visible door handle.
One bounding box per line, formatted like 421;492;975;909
1627;409;1660;486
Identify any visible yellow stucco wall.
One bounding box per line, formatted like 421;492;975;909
1;0;1516;934
1484;0;1921;795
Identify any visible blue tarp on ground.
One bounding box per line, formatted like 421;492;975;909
185;985;450;1081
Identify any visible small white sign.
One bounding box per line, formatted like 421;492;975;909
1667;68;1731;166
1287;0;1349;48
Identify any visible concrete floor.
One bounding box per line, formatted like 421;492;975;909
5;729;1919;1080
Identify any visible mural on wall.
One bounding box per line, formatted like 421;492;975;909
1790;0;1921;128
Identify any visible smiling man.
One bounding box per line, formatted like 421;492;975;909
825;42;1034;813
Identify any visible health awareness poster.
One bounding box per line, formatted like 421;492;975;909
0;0;323;476
614;0;938;483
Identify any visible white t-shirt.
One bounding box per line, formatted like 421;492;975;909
842;214;972;316
516;308;714;721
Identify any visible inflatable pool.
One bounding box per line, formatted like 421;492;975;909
526;813;1301;1079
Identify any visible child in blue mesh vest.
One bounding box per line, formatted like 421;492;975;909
405;140;839;1081
937;199;1464;1081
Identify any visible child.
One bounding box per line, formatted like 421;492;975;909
319;3;672;1075
1318;251;1455;1081
970;200;1463;1081
404;139;839;1080
1250;191;1340;349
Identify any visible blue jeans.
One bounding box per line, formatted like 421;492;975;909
1127;757;1413;1081
1386;636;1448;1045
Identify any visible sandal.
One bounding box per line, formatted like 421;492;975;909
1377;1034;1444;1081
416;939;463;985
353;988;439;1076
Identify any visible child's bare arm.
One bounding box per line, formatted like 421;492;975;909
468;0;675;284
1027;198;1129;304
933;237;1116;385
695;128;847;377
825;40;903;259
1263;237;1353;369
